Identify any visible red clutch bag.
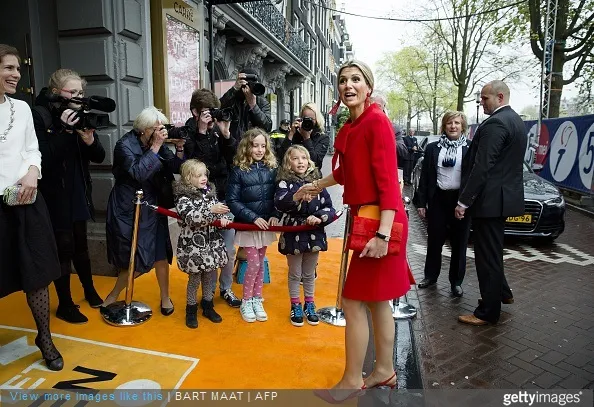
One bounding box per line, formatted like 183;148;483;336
347;206;403;256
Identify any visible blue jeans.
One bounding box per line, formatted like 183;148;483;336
211;228;236;293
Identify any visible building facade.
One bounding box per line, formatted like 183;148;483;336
209;0;340;131
0;0;353;273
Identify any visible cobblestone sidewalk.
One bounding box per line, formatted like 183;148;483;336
406;186;594;390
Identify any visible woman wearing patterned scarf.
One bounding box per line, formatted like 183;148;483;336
414;111;472;297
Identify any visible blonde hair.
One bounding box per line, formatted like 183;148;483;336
440;111;468;135
337;59;374;92
234;128;277;171
301;102;325;130
277;145;316;180
180;159;208;186
48;69;87;92
133;106;169;132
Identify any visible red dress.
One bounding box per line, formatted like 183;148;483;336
332;104;410;301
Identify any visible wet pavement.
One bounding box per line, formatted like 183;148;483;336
321;155;594;390
405;184;594;390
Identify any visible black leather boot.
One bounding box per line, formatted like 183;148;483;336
185;304;198;329
201;299;222;323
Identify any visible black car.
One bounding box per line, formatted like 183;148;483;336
411;135;440;194
411;139;565;241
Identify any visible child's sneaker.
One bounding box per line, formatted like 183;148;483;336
252;297;268;321
304;301;319;325
221;289;241;308
240;298;256;323
290;303;304;327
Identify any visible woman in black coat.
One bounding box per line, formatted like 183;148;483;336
33;69;106;324
414;111;472;297
278;102;329;171
104;107;181;315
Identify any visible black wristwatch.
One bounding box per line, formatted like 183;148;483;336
375;232;390;242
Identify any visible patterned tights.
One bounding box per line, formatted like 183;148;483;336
26;286;61;361
242;247;267;299
186;271;215;305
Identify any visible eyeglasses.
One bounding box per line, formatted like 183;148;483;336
61;88;84;98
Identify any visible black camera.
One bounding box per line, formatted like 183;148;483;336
53;95;115;130
209;107;233;122
300;117;315;132
241;73;265;96
74;112;110;130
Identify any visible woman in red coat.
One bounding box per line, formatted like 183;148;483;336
301;60;409;400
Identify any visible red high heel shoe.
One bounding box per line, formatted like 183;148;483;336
365;371;397;389
313;386;366;404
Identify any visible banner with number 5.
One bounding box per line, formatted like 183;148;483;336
538;114;594;194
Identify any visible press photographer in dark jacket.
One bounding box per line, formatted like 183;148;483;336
278;102;329;171
32;69;105;324
168;88;242;308
219;67;272;142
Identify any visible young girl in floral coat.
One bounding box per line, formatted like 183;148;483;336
174;159;231;329
275;145;336;327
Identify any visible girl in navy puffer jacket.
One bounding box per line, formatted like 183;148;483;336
275;145;335;327
227;128;279;323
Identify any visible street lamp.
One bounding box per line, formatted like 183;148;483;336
475;90;481;124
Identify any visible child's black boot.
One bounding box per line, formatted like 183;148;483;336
186;304;198;329
201;299;222;323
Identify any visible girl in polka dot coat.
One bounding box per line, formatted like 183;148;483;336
274;145;336;326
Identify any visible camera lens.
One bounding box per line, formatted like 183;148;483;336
301;117;315;131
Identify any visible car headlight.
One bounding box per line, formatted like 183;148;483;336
544;196;565;207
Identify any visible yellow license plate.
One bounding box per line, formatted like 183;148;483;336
506;215;532;223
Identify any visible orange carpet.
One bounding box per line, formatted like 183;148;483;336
0;239;348;389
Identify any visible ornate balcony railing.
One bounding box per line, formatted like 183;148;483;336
241;1;309;64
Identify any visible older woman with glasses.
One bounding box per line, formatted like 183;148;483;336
103;107;180;315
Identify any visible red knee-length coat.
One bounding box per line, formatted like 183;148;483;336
332;104;410;301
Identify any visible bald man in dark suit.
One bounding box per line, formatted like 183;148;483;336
455;80;526;326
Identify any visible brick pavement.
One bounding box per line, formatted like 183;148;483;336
405;185;594;390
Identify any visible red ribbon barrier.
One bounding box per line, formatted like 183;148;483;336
147;204;344;232
149;203;414;284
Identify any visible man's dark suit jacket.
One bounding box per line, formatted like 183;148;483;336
415;140;471;209
393;124;408;166
459;106;527;218
403;135;418;160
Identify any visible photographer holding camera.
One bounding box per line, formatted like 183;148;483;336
219;67;272;142
278;102;329;171
168;88;241;309
32;68;106;324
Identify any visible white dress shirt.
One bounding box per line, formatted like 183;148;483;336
0;96;42;194
437;145;463;190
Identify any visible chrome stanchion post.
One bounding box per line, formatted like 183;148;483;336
101;190;153;326
392;258;417;319
392;297;417;319
319;206;350;327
